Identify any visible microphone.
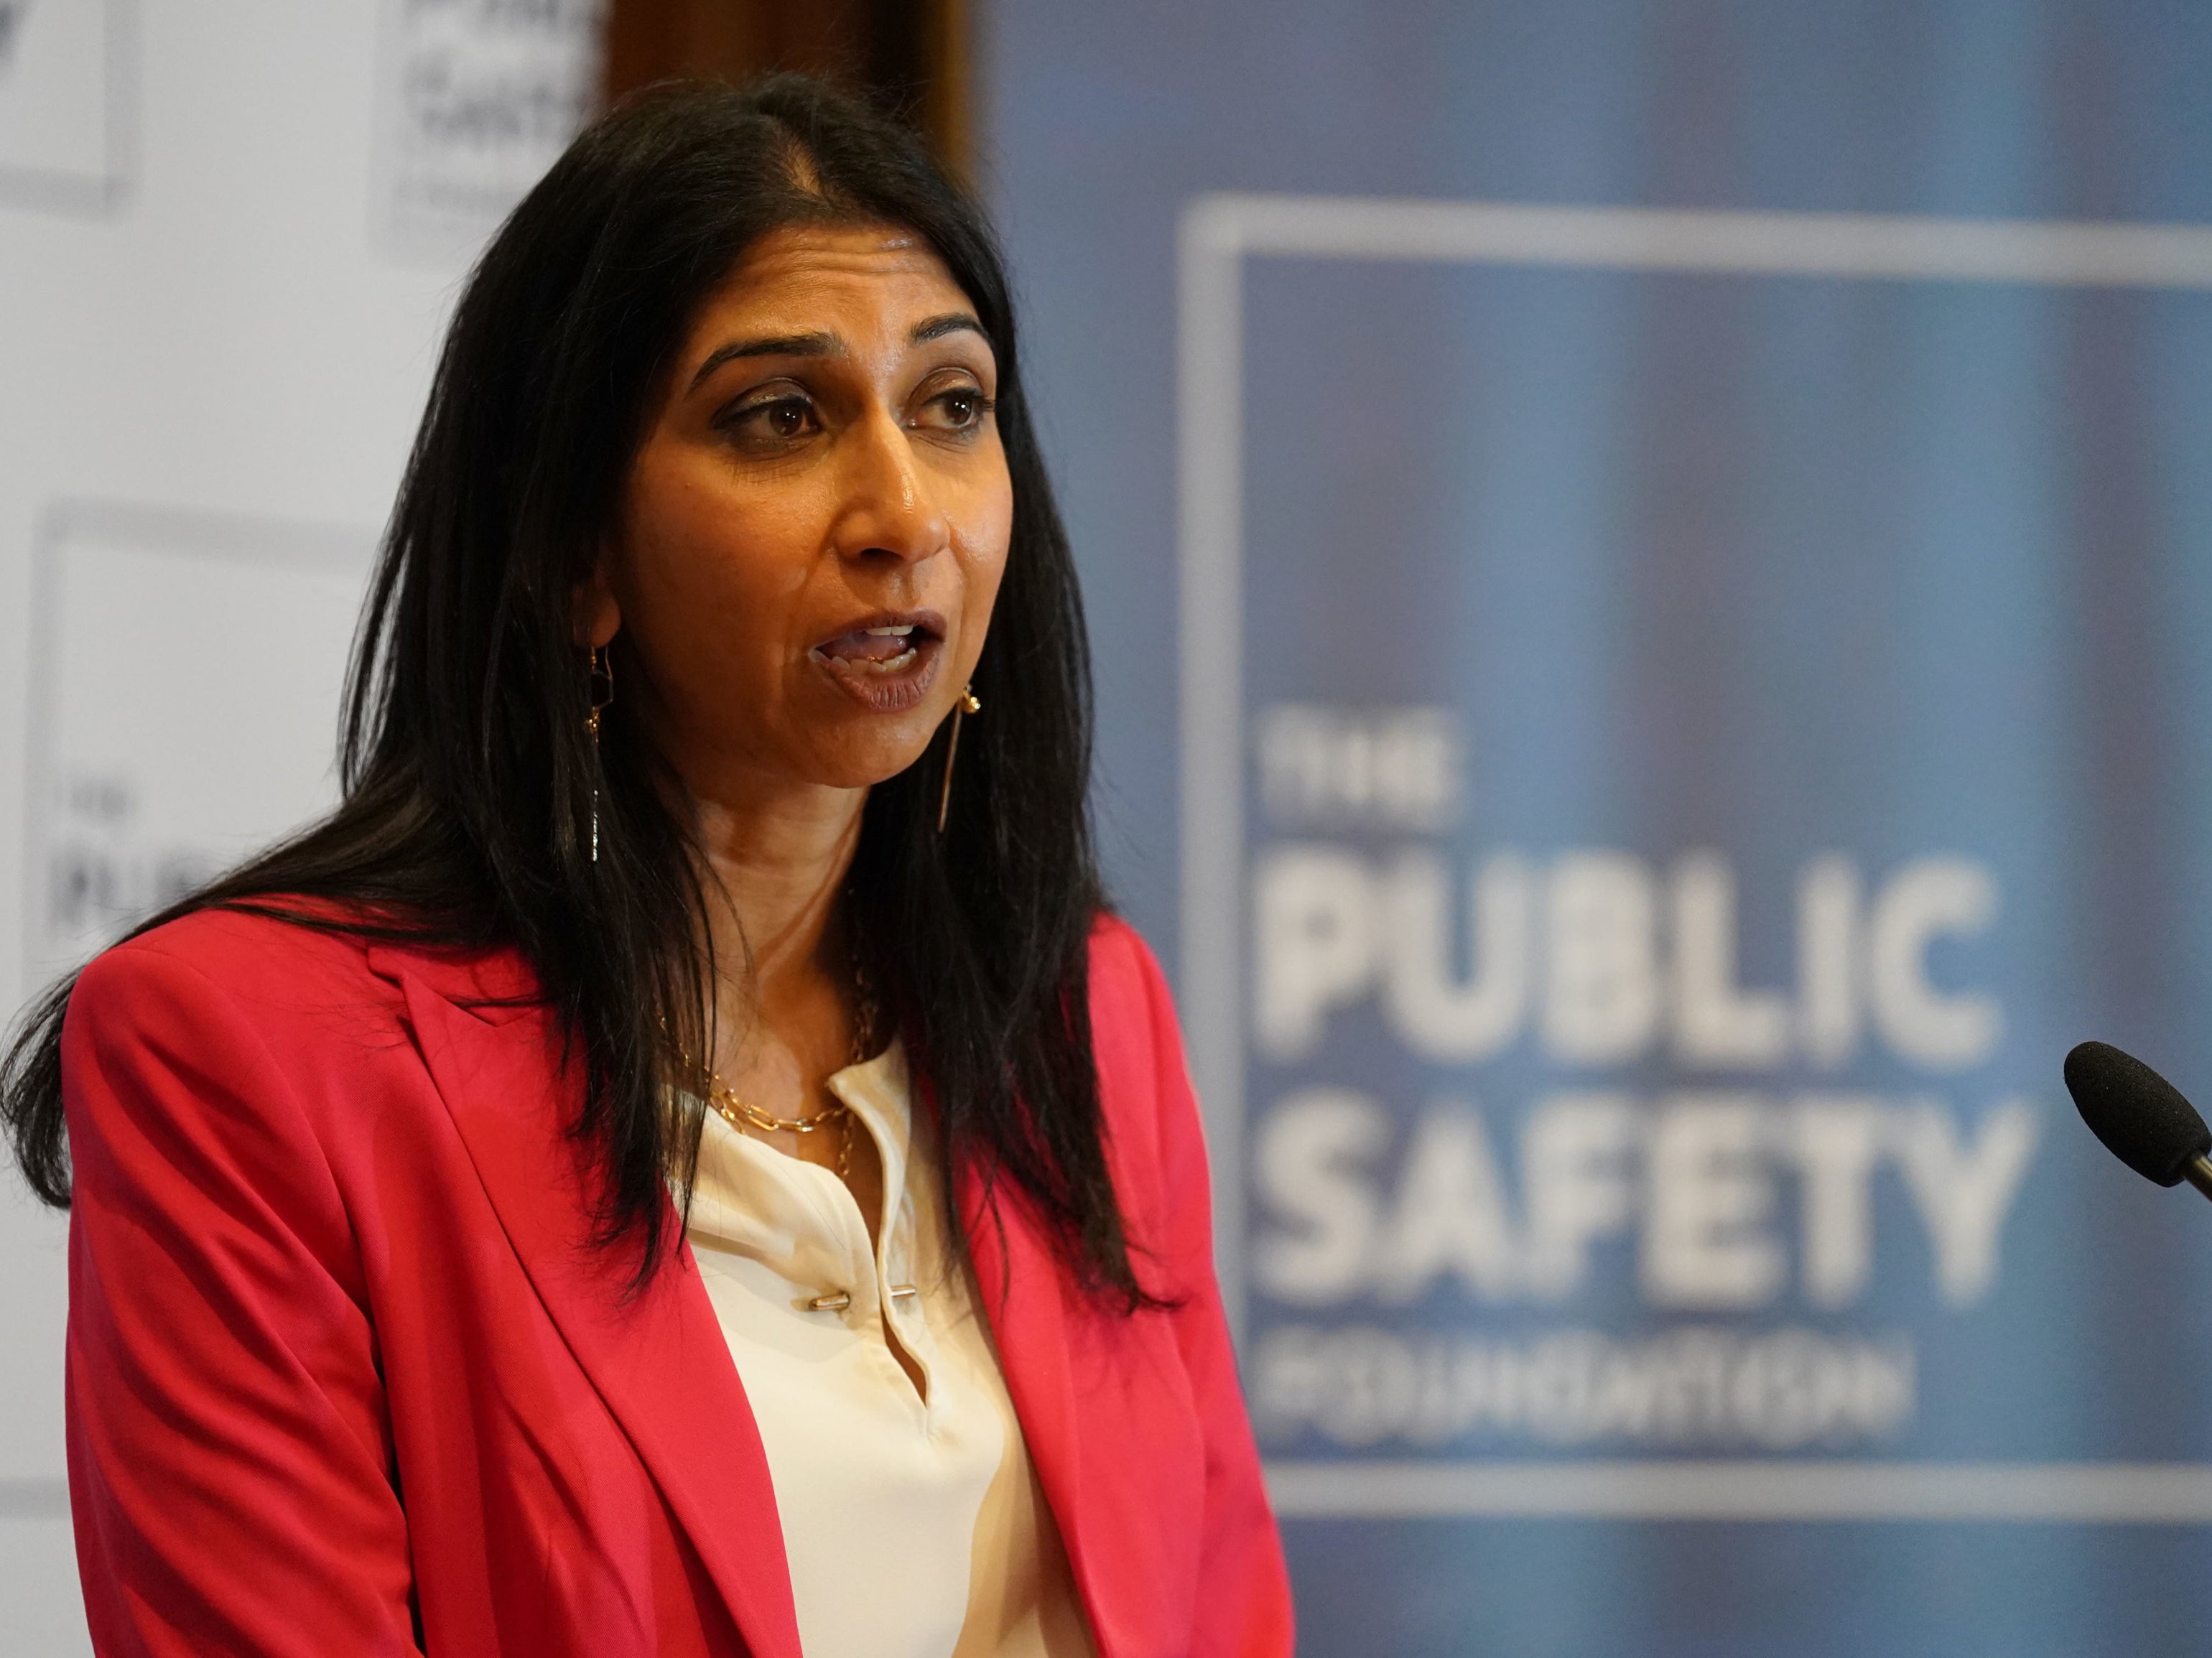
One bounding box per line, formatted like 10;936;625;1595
2064;1040;2212;1201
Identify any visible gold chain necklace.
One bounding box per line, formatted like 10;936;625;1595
704;1086;853;1180
692;956;878;1183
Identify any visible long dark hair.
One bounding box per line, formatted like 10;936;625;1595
2;77;1148;1304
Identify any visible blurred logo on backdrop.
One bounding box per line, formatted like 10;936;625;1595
1172;192;2212;1513
24;504;371;985
0;0;130;213
1242;704;2016;1454
373;0;603;260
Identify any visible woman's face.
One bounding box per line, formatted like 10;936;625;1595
595;221;1012;799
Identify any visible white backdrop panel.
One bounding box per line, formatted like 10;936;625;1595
0;0;131;213
0;3;603;1644
26;503;369;984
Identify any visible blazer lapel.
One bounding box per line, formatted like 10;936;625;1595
386;953;802;1658
959;1168;1102;1636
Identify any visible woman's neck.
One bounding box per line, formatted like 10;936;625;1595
684;772;888;1232
691;778;868;1012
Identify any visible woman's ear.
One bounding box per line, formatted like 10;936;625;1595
572;559;622;648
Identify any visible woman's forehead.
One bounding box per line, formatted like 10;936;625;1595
698;223;970;328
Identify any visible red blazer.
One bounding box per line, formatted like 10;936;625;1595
61;907;1291;1657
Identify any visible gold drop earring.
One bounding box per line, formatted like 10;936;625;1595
936;681;982;834
587;645;614;862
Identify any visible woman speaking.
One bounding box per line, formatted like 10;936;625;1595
2;78;1291;1657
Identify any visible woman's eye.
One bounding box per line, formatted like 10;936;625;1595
922;388;993;432
723;395;819;444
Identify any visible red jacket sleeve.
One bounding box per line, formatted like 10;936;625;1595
62;941;422;1657
1119;926;1296;1657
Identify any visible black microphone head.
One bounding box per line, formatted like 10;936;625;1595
2065;1040;2212;1187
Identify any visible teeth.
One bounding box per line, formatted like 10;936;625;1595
850;648;919;674
863;625;916;637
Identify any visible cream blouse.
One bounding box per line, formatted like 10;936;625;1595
682;1042;1096;1658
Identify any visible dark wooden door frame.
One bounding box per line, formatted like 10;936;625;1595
603;0;972;173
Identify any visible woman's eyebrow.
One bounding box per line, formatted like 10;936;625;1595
911;313;986;345
687;315;986;391
688;330;840;390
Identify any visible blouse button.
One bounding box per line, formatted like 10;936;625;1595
806;1290;852;1313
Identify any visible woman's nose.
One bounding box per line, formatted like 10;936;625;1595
828;409;952;564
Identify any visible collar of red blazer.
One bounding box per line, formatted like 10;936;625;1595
364;942;1089;1658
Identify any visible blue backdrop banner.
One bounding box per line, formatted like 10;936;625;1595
993;4;2212;1654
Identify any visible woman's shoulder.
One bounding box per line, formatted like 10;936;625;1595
59;908;415;1157
62;904;532;1145
80;902;534;1005
67;902;522;1053
1082;914;1222;1275
78;903;382;1007
80;902;394;995
1085;910;1171;1010
1083;911;1196;1125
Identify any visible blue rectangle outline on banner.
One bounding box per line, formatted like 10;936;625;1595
1175;195;2212;1522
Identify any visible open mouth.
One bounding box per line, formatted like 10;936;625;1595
811;610;946;710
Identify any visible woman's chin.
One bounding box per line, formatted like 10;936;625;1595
794;721;945;793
